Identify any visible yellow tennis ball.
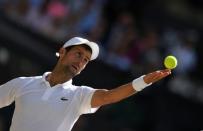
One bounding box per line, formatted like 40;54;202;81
164;55;178;69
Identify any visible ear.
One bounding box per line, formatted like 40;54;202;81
59;48;66;58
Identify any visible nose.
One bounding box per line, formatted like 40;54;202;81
76;58;86;69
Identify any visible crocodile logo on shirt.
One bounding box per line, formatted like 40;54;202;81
60;97;68;101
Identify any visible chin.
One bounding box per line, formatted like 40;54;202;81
63;67;77;77
69;70;77;77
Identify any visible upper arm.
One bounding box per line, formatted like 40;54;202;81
91;83;136;108
0;78;20;107
91;89;110;108
0;77;27;108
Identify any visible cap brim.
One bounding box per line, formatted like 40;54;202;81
85;42;99;60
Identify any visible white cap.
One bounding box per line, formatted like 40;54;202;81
56;37;99;60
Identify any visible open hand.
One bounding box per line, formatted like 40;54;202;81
143;69;171;84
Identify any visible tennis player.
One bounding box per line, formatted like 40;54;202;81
0;37;171;131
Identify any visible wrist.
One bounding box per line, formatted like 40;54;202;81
132;75;152;91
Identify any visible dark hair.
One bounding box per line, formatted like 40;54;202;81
65;44;92;54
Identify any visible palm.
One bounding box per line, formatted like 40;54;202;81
143;69;171;84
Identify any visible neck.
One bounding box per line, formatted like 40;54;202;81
47;67;72;87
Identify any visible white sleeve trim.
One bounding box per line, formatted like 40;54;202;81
79;86;100;114
89;89;100;113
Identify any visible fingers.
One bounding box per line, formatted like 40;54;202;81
161;69;171;74
144;69;171;84
154;69;171;81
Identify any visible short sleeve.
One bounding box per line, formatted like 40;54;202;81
0;77;24;108
79;86;100;114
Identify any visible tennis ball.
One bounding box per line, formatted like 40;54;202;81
164;55;178;69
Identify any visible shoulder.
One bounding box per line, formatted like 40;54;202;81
63;85;95;92
14;75;42;82
6;75;42;86
80;85;95;90
75;85;96;94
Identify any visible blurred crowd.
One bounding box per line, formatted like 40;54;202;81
0;0;201;75
0;0;202;131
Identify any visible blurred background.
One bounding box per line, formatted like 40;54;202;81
0;0;203;131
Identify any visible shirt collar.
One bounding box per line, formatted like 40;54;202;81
42;72;73;88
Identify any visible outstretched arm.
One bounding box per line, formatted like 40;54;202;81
91;69;171;108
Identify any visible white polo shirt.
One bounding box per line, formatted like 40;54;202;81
0;72;99;131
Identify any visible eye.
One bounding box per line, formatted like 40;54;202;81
75;52;81;58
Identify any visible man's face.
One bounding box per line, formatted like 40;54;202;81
59;45;92;77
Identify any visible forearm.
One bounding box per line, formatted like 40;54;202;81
104;83;136;104
91;76;149;107
102;75;151;104
91;69;171;108
91;83;135;108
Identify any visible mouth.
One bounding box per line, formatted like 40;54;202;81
71;65;78;71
